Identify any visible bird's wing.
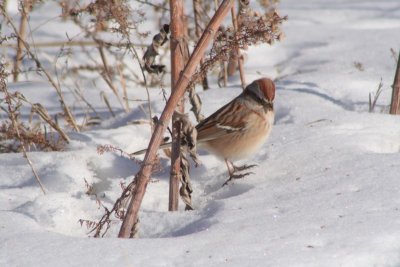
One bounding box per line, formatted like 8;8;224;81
196;99;250;142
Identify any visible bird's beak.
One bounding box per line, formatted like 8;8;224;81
263;99;274;109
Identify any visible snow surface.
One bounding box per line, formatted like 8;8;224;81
2;0;400;266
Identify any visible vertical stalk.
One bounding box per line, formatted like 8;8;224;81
215;0;227;87
214;0;219;9
169;0;185;211
3;0;9;14
118;0;234;238
230;3;246;89
390;51;400;114
193;0;209;90
97;45;128;112
13;0;31;82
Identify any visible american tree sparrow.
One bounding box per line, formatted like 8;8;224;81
134;78;275;185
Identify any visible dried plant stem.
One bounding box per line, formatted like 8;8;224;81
13;0;31;82
169;0;186;211
32;104;71;142
230;4;246;89
18;143;46;194
369;79;383;113
97;45;128;112
13;93;71;142
390;48;398;65
118;65;129;110
101;92;116;117
214;0;219;11
2;10;80;132
193;0;209;90
390;50;400;115
191;10;286;87
2;89;46;195
74;88;100;118
223;62;228;87
2;0;8;14
17;141;45;194
135;0;170;11
91;177;137;238
0;40;146;49
118;0;234;238
216;0;228;87
126;42;153;128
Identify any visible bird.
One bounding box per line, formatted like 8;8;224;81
133;77;275;185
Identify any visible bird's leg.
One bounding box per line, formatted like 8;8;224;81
222;160;257;186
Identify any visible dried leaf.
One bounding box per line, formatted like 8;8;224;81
143;24;169;74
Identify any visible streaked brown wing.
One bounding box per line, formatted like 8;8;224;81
196;99;248;142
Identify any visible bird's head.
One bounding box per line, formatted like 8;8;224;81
246;78;275;105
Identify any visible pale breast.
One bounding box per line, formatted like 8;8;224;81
200;110;274;161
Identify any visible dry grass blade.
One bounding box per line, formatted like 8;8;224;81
32;104;70;142
98;45;127;112
369;79;384;113
101;91;116;117
14;93;71;143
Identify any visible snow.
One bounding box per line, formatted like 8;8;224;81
2;0;400;266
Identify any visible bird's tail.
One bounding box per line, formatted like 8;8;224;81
131;142;172;155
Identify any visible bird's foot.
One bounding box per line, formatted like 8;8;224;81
232;164;257;172
222;171;254;187
222;162;258;187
